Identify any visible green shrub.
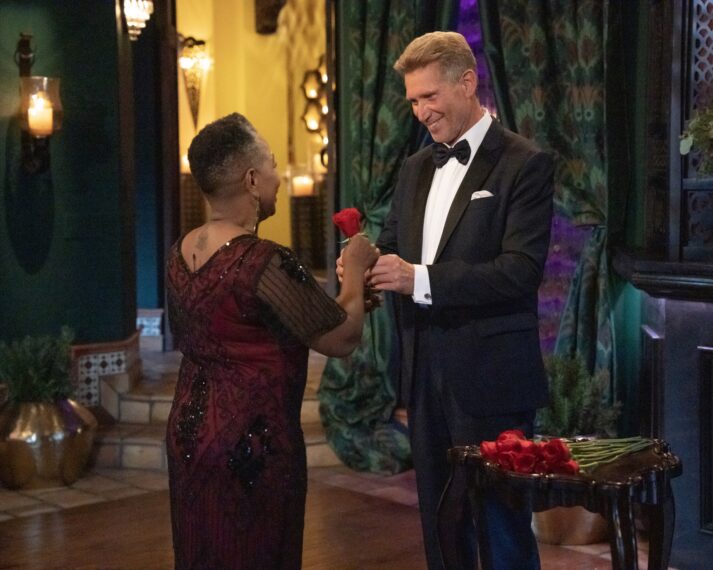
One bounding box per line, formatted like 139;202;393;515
0;327;74;403
536;355;621;438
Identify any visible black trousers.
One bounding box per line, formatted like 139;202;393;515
407;309;541;570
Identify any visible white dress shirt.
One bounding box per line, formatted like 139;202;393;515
412;112;493;305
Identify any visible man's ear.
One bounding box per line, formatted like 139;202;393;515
461;69;477;97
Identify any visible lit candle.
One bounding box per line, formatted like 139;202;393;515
27;92;53;137
291;175;314;197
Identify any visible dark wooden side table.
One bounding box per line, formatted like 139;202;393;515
438;440;682;570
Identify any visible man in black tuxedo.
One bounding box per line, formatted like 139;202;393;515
369;31;554;569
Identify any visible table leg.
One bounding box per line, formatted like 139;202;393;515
644;484;675;570
606;495;639;570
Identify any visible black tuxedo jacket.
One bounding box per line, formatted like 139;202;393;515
377;120;554;416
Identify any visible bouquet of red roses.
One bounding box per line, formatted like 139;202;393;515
480;430;653;475
480;430;579;475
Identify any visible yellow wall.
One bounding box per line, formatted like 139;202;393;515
176;0;326;247
176;1;216;152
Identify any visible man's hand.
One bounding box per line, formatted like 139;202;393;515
364;287;383;313
368;254;415;295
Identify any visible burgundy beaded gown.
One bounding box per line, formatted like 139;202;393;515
165;234;345;570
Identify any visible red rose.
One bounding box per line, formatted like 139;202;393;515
552;459;580;475
497;451;517;471
541;438;571;465
496;429;526;442
512;452;538;473
496;437;523;454
480;441;498;460
332;207;363;237
534;459;550;474
519;439;540;456
511;440;540;474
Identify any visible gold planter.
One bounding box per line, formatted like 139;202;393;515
532;506;607;545
0;399;97;489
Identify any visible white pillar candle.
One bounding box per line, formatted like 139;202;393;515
28;93;53;137
291;175;314;197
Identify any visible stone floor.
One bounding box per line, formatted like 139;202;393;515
0;468;168;522
0;347;677;568
0;464;672;568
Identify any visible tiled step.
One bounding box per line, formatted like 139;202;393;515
105;367;322;426
92;423;168;471
92;349;338;471
91;419;338;471
108;383;321;427
100;373;175;425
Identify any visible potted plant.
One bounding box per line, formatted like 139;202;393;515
532;354;622;545
0;327;97;489
536;355;621;439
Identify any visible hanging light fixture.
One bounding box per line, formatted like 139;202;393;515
123;0;154;41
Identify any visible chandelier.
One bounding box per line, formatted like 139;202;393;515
123;0;154;41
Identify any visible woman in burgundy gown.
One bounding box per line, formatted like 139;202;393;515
165;113;378;569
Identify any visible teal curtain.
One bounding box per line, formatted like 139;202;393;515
479;0;616;388
318;0;456;474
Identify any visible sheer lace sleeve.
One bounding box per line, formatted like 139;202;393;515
256;246;346;345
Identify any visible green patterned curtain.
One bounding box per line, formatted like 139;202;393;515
479;0;615;384
318;0;456;474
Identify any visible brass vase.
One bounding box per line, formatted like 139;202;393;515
0;399;97;489
532;506;608;545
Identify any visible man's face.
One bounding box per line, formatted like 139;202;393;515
404;62;476;145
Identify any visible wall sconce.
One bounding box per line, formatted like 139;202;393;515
300;54;330;170
300;69;322;100
178;35;212;131
15;33;63;174
301;100;322;133
123;0;154;41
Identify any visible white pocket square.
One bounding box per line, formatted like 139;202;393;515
471;190;494;200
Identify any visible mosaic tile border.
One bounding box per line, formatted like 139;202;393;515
71;331;141;407
137;309;164;337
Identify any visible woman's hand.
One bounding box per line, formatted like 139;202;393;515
342;234;379;273
310;235;380;357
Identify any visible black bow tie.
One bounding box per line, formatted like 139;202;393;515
432;139;471;168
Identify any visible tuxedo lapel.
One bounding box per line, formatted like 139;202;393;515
403;154;436;263
434;121;505;261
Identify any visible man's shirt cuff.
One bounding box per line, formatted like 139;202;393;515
412;264;433;305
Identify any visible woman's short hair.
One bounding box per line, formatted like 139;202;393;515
393;31;476;83
187;113;261;195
